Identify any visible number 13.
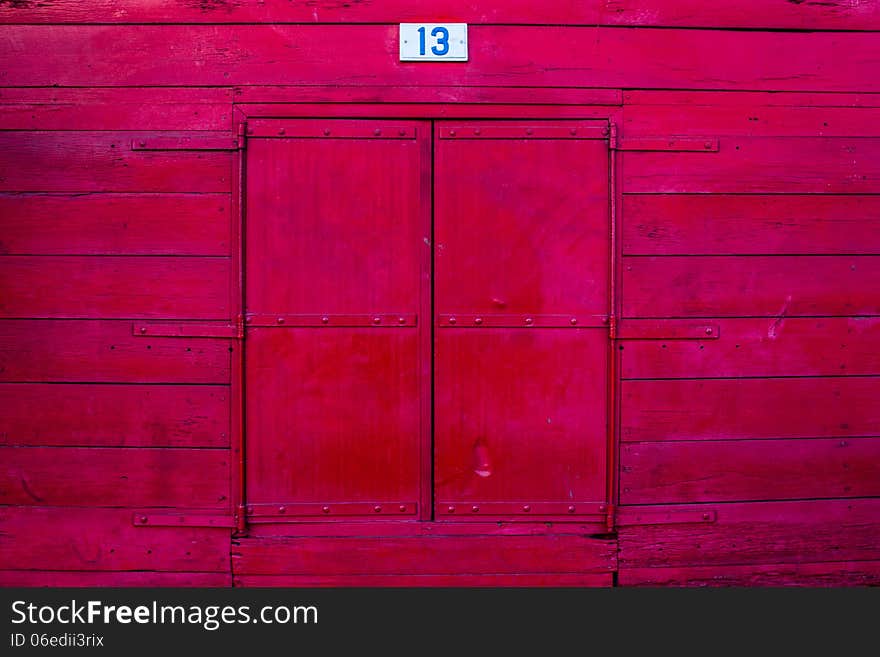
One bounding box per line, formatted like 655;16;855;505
418;26;450;56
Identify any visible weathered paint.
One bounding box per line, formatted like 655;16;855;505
0;1;878;587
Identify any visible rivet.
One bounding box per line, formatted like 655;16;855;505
568;505;576;513
322;505;330;513
472;505;479;513
448;316;457;325
398;129;406;137
138;515;148;524
398;316;406;325
570;128;577;136
702;513;711;520
246;127;254;135
474;317;483;325
321;316;329;324
705;141;713;149
245;316;252;323
278;506;286;514
526;128;533;135
139;326;147;334
599;505;606;513
399;505;407;512
277;317;285;324
374;129;382;136
374;505;382;513
449;130;456;137
447;505;455;513
323;128;330;136
602;317;609;325
705;327;713;335
570;318;578;325
840;440;848;447
602;127;610;136
247;506;254;514
474;128;481;136
278;128;285;135
522;505;531;512
524;317;534;325
373;316;381;325
138;141;146;147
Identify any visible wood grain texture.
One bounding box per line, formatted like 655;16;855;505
233;534;617;575
624;138;880;193
0;320;230;384
623;91;880;109
622;377;880;442
0;446;230;508
0;132;230;193
621;438;880;504
621;318;880;379
622;195;880;256
1;1;877;29
622;256;880;318
618;499;880;568
0;506;230;572
234;573;612;587
0;256;230;319
0;383;228;448
0;570;232;587
619;561;880;587
1;27;878;91
0;194;230;256
0;87;232;131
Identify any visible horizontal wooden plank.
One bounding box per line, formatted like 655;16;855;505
622;256;880;318
0;320;230;384
0;256;230;319
0;570;231;587
621;317;880;379
623;91;880;108
234;535;616;575
0;506;230;572
1;27;878;91
618;499;880;568
0;87;231;131
1;1;877;29
0;132;230;193
0;193;230;256
234;573;612;587
622;377;880;441
619;561;880;587
623;105;880;137
621;437;880;504
623;195;880;256
624;138;880;193
0;446;230;508
0;383;228;447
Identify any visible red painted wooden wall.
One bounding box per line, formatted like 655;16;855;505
1;1;879;587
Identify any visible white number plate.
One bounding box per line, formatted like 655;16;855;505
399;23;468;62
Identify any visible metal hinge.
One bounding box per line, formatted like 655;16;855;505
616;508;717;527
132;319;245;339
131;136;241;151
132;512;235;529
612;137;719;152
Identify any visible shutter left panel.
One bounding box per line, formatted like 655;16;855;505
245;119;430;522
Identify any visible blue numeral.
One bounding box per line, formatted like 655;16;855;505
431;26;450;56
417;26;426;56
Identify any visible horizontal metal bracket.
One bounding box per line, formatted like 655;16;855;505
246;313;417;328
438;123;608;140
617;320;720;340
438;502;607;517
246;119;417;139
132;512;235;528
131;137;240;151
616;509;717;527
438;314;607;328
132;321;243;339
615;137;719;152
247;502;418;520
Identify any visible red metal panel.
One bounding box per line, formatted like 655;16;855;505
0;193;230;256
623;138;880;193
433;120;610;518
622;377;880;442
1;27;877;92
621;438;880;504
245;119;429;516
621;317;880;379
0;256;230;319
623;256;880;318
0;320;230;384
0;383;228;447
623;195;880;256
2;1;878;29
0;447;230;508
0;132;230;193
